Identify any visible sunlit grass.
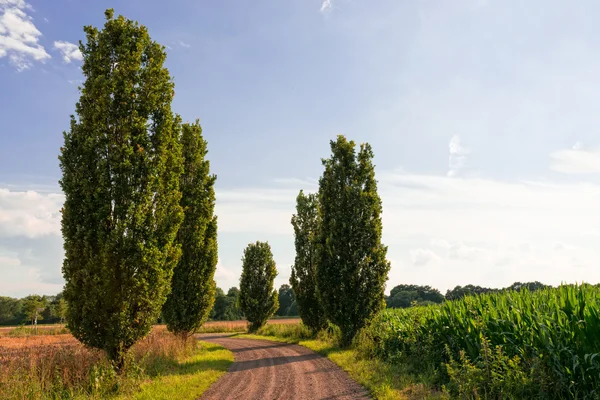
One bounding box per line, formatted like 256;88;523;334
120;341;233;400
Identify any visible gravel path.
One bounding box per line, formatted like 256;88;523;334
199;334;369;400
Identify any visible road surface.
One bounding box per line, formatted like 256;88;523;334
199;334;369;400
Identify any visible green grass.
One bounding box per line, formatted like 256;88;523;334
118;341;233;400
237;324;443;400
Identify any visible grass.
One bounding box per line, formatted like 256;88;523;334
0;324;70;337
237;323;444;400
119;341;233;400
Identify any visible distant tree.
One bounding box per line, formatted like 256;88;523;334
22;295;47;330
506;281;548;292
0;297;22;326
290;190;328;331
445;285;496;300
227;287;240;299
386;285;444;308
287;301;299;316
238;242;279;331
59;9;184;370
276;284;295;316
317;136;391;346
163;121;218;340
54;298;68;325
210;287;244;321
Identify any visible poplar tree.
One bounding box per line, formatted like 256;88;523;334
59;9;183;370
238;242;279;332
163;121;218;340
316;135;390;346
290;191;328;332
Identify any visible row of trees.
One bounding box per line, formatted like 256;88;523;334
287;137;391;346
57;7;546;372
2;280;546;327
60;10;220;370
385;281;549;308
0;294;67;326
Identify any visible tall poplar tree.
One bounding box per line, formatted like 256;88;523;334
163;121;218;340
317;135;390;346
290;191;328;332
238;242;279;332
59;9;183;370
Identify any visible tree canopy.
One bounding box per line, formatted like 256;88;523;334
59;9;183;370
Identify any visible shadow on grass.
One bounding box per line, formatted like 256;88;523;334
145;354;232;378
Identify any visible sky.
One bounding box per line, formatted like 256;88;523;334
2;0;600;298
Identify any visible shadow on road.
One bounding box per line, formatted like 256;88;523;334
230;353;322;372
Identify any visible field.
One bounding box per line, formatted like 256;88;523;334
3;286;600;400
0;325;236;400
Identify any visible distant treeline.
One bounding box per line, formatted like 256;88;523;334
0;294;66;326
0;281;552;325
386;281;549;308
1;284;298;326
208;284;298;321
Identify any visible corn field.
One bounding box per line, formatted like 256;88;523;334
366;284;600;399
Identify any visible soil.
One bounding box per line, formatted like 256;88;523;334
199;334;370;400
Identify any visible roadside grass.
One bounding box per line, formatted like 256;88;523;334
238;324;444;400
119;341;233;400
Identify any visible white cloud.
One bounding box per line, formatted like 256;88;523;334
6;164;600;296
211;169;600;291
53;40;82;63
0;0;50;71
178;41;190;48
320;0;332;13
215;259;237;281
448;242;485;261
550;145;600;174
410;248;440;266
0;189;63;238
0;254;20;266
447;135;469;177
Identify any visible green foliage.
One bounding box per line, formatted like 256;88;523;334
317;135;390;346
163;121;218;339
59;9;184;370
290;190;328;331
22;295;47;326
444;338;534;399
445;285;496;301
0;296;23;325
54;298;68;325
276;284;296;316
238;241;279;332
386;285;444;308
364;284;600;398
210;287;244;321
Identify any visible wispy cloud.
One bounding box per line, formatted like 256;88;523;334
53;40;82;63
447;135;469;177
550;143;600;174
320;0;332;13
0;0;50;71
410;248;441;266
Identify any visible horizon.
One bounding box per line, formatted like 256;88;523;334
3;0;600;298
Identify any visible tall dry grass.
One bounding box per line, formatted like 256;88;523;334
0;327;197;399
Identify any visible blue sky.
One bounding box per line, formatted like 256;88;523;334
2;0;600;297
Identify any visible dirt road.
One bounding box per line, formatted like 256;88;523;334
199;334;369;400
